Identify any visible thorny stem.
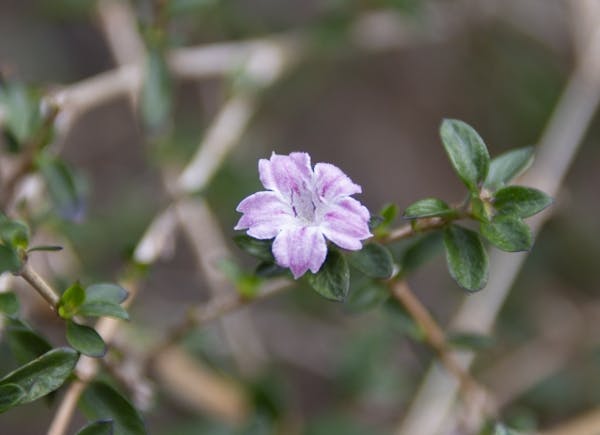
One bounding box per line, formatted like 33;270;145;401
18;262;60;309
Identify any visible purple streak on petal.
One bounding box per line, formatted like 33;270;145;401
320;199;371;250
259;152;312;198
234;191;294;239
314;163;361;201
272;226;327;278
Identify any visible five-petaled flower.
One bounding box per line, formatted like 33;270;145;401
235;152;372;278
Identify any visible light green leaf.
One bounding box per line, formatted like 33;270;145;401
306;250;349;301
443;225;488;291
0;347;79;407
403;198;457;220
484;146;534;191
481;215;532;252
0;244;21;274
58;282;85;319
493;186;553;218
0;383;26;413
85;283;128;305
66;321;107;358
233;235;274;262
78;302;129;321
0;81;41;144
141;49;172;131
0;219;29;249
440;119;490;192
76;420;114;435
0;292;19;316
348;243;394;279
79;381;146;435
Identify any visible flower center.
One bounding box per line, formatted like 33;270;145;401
290;187;318;224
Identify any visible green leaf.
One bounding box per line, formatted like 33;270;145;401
399;232;443;276
346;281;389;312
440;119;490;192
79;381;146;435
0;347;79;407
76;420;114;435
306;250;350;301
85;283;128;304
255;261;287;278
447;332;494;351
141;48;172;131
469;196;491;222
37;155;86;222
58;282;85;319
443;225;488;291
493;186;553;218
380;203;398;226
0;81;41;144
233;235;274;262
0;291;19;316
78;302;129;321
484;146;534;191
0;383;26;413
66;321;107;358
0;219;29;248
5;318;52;364
0;244;21;274
348;243;394;279
27;245;63;253
371;203;398;236
481;215;532;252
403;198;457;220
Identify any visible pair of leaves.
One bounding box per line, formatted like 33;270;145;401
0;348;79;413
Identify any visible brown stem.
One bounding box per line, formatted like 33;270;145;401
381;217;447;243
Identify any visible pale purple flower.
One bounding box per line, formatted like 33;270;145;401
235;152;372;278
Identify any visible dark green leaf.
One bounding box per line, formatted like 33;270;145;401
0;292;19;316
306;250;349;301
440;119;490;192
443;225;488;291
66;321;107;358
233;235;274;262
85;283;128;304
403;198;457;220
27;245;63;253
58;282;85;319
37;155;86;222
79;381;146;435
0;244;21;274
0;219;29;248
78;302;129;321
399;232;443;275
348;243;394;279
0;383;26;413
141;49;172;131
255;261;288;278
0;347;79;407
380;203;398;226
493;186;553;218
346;281;389;312
447;332;494;351
484;146;534;191
76;420;114;435
481;215;532;252
5;318;52;364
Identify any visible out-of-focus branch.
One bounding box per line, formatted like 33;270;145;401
396;2;600;434
18;263;60;309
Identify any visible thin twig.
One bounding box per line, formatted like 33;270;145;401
18;262;60;309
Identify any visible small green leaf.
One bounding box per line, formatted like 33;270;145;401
399;232;443;276
0;219;29;248
469;196;491;222
348;243;394;279
255;261;287;278
78;302;129;321
76;420;114;435
306;250;350;301
233;235;274;262
481;215;532;252
85;283;128;305
0;244;21;274
27;245;63;253
66;321;107;358
0;383;26;413
79;381;146;435
484;146;534;191
493;186;553;218
58;282;85;319
346;281;389;312
0;81;42;144
443;225;488;291
403;198;457;220
5;318;52;364
447;332;494;351
440;119;490;192
37;155;86;222
371;203;398;236
0;292;19;316
141;48;172;132
0;347;79;407
380;203;398;226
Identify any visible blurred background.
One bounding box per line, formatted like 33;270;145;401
1;0;599;434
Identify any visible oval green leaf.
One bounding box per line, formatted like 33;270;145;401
484;146;534;191
0;244;21;274
233;235;274;262
37;155;86;222
58;282;86;319
306;250;350;301
141;48;172;132
79;381;146;435
481;215;532;252
348;243;394;279
443;225;488;291
493;185;553;218
0;291;19;316
66;321;107;358
85;283;129;304
403;198;456;220
0;383;26;413
76;420;114;435
0;347;79;406
78;302;129;321
440;119;490;192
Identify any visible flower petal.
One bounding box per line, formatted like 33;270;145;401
235;191;294;239
272;226;327;279
259;152;312;198
320;198;372;250
314;162;362;201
